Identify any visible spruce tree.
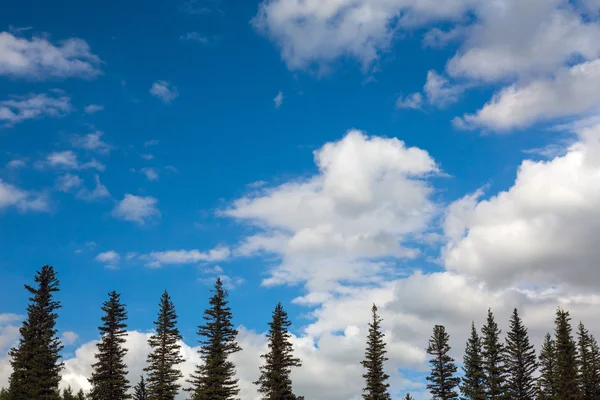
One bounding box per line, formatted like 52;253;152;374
537;333;557;400
461;322;485;400
133;376;148;400
504;308;538;400
8;265;64;400
426;324;460;400
553;308;579;400
481;309;505;400
62;386;76;400
254;302;302;400
360;304;391;400
88;290;130;400
144;290;184;400
75;389;86;400
577;322;600;399
0;388;9;400
403;394;414;400
187;277;242;400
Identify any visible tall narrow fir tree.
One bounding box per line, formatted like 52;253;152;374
144;290;184;400
360;304;391;400
504;309;538;400
481;309;506;400
187;277;242;400
537;333;557;400
254;302;303;400
133;376;148;400
553;308;579;400
461;322;485;400
426;325;460;400
8;265;64;400
577;322;600;400
88;291;130;400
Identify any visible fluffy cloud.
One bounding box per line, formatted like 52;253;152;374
144;246;230;267
76;175;110;201
150;81;178;103
140;167;159;181
0;31;100;79
70;131;111;154
454;59;600;131
112;194;160;225
443;121;600;290
83;104;103;114
0;179;48;212
0;92;72;126
61;331;79;346
95;250;120;269
42;151;105;171
395;92;423;110
56;173;83;192
224;130;440;292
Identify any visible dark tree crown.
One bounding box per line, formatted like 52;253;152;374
360;304;392;400
426;324;460;400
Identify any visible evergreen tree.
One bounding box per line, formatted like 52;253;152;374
144;291;184;400
553;308;579;400
254;302;303;400
481;309;506;400
187;277;242;400
8;265;64;400
88;291;130;400
0;388;10;400
62;386;76;400
75;389;86;400
577;322;600;400
537;333;557;400
359;304;391;400
426;325;460;400
133;376;148;400
461;322;485;400
504;308;538;400
403;394;414;400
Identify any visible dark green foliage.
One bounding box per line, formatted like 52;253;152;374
62;386;76;400
187;277;242;400
426;324;460;400
537;333;557;400
88;290;130;400
144;290;184;400
76;389;86;400
254;302;302;400
577;322;600;399
553;309;579;400
0;388;10;400
133;376;148;400
481;309;506;400
403;394;414;400
504;309;538;400
8;265;64;400
461;322;485;400
360;304;391;400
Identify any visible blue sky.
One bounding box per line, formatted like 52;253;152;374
2;0;600;399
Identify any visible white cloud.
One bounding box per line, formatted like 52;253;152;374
454;59;600;131
423;70;463;108
61;331;79;346
224;129;440;292
95;250;120;269
56;173;83;192
112;194;160;225
76;175;110;201
395;92;423;110
0;31;101;79
43;151;105;171
144;246;230;267
140;168;159;181
0;92;72;126
140;154;155;160
6;159;26;169
274;91;283;108
0;179;48;212
443;121;600;290
180;32;210;44
83;104;103;114
150;81;178;103
144;140;159;147
70;131;111;154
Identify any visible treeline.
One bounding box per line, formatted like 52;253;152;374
1;266;599;400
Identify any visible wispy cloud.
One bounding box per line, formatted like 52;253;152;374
41;151;105;171
140;167;159;181
140;154;154;160
6;159;27;169
143;246;230;267
0;179;48;212
149;81;178;103
144;139;159;147
180;32;210;44
0;92;72;126
273;91;284;109
76;175;110;201
56;173;83;192
95;250;120;269
70;131;111;154
83;104;104;114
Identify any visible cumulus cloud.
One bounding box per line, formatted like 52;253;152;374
76;175;110;201
0;92;72;126
144;246;230;267
41;151;105;171
223;129;440;292
70;131;111;154
0;31;101;79
112;194;160;225
395;92;423;110
56;173;83;192
150;81;178;103
0;179;48;212
95;250;120;269
454;59;600;131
